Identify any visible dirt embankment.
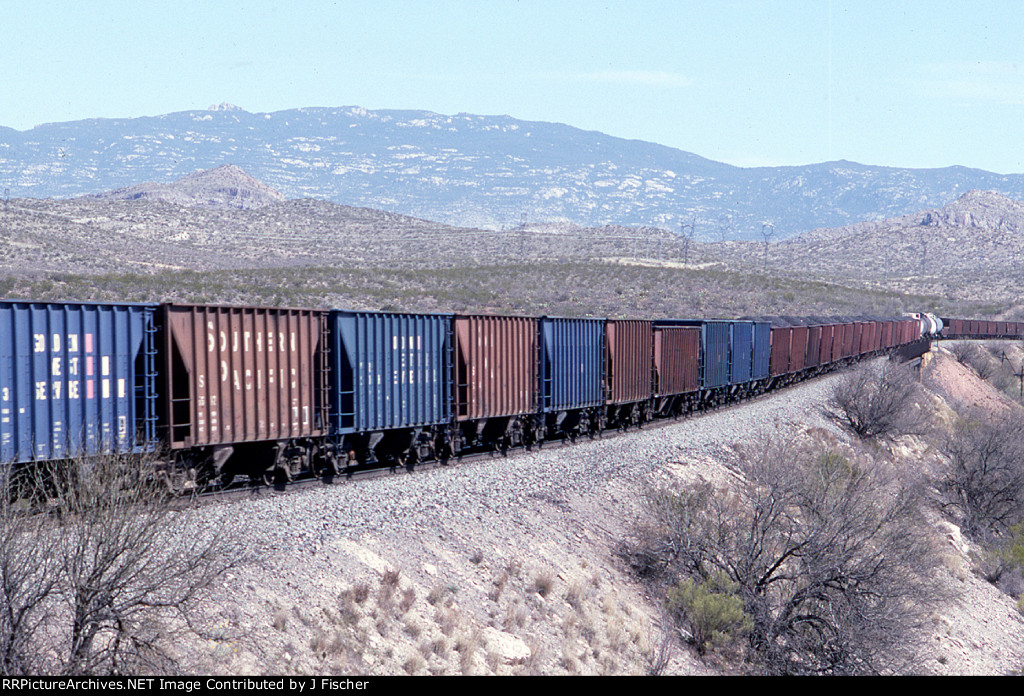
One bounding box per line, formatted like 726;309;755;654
174;350;1024;676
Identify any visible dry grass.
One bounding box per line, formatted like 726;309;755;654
456;629;482;674
503;601;529;631
436;607;459;637
399;587;417;614
404;654;425;674
350;582;370;604
403;618;423;639
426;583;452;607
533;571;555;598
489;571;509;603
564;581;586;611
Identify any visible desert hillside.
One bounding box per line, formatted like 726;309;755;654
4;169;1024;320
162;347;1024;676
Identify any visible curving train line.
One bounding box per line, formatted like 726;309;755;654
0;299;1003;492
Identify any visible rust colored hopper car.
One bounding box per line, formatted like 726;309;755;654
157;303;328;484
452;314;538;452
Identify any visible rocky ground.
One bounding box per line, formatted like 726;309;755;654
170;349;1024;676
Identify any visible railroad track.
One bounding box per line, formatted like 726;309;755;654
170;359;861;510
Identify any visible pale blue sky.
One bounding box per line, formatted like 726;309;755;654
5;1;1024;173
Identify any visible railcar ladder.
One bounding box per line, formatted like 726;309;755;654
318;318;330;432
538;321;551;413
137;311;159;451
445;319;454;422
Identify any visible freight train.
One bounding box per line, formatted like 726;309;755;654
0;300;979;490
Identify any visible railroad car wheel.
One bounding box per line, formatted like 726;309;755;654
156;464;184;496
311;449;338;478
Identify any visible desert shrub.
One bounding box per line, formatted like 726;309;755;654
966;346;1000;381
981;523;1024;598
0;455;240;675
949;341;975;366
622;435;937;675
939;411;1024;540
825;361;924;440
664;573;751;656
1000;523;1024;572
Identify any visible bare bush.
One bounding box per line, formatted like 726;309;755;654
939;411;1024;540
825;361;925;440
0;455;240;675
622;436;938;675
0;490;61;674
949;341;975;366
966;346;1000;381
645;612;675;676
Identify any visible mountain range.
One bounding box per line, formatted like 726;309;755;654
5;159;1024;320
3;103;1024;239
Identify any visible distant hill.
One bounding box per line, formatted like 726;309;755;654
88;164;285;209
4;105;1024;238
781;189;1024;273
5;173;1024;317
712;190;1024;307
